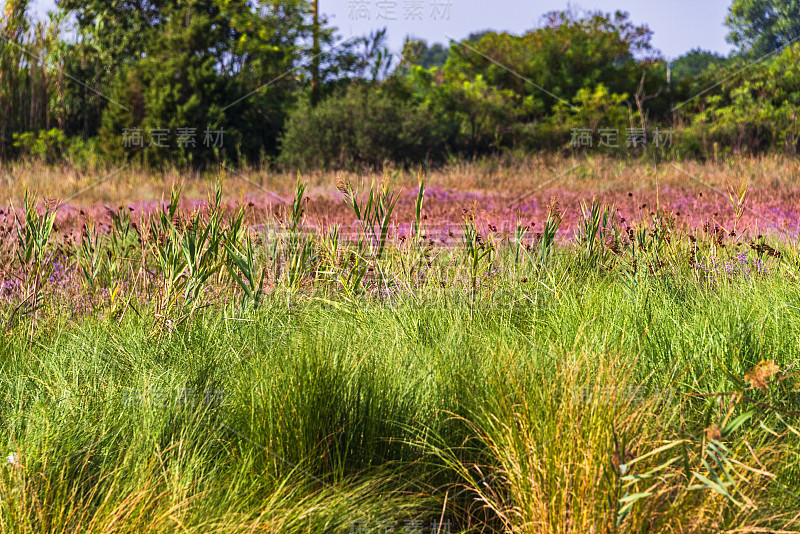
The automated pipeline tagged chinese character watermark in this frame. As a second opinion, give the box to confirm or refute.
[651,127,673,148]
[375,0,397,20]
[430,0,452,20]
[348,0,452,20]
[570,128,593,148]
[572,386,673,406]
[121,387,226,408]
[120,126,224,149]
[176,127,197,148]
[626,127,647,148]
[149,128,170,148]
[348,518,451,533]
[349,0,371,19]
[597,128,618,148]
[203,127,224,148]
[121,128,144,148]
[570,127,673,149]
[404,0,424,20]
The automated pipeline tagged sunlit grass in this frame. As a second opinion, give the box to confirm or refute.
[1,175,799,532]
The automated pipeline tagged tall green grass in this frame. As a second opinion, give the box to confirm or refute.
[2,186,800,532]
[2,251,800,532]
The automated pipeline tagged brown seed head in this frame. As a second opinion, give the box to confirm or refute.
[744,360,780,392]
[705,424,722,442]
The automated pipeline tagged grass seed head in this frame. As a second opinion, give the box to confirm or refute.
[705,424,722,442]
[744,360,780,392]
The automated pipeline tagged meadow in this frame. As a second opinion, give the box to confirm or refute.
[1,155,800,533]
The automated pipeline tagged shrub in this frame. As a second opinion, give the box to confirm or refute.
[12,129,68,163]
[11,128,101,166]
[278,82,459,170]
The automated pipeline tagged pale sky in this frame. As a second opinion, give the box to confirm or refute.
[21,0,735,60]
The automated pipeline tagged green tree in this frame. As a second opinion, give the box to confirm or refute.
[99,0,229,166]
[694,44,800,156]
[442,9,659,118]
[96,0,341,166]
[415,8,667,153]
[56,0,170,138]
[72,0,386,166]
[671,48,732,80]
[0,0,65,156]
[408,65,537,152]
[726,0,800,56]
[400,39,449,69]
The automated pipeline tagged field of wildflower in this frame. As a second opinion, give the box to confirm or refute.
[1,155,800,533]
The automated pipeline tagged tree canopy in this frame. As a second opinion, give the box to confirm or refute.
[725,0,800,56]
[1,2,799,167]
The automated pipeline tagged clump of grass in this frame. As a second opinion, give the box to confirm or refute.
[180,188,225,305]
[285,181,315,292]
[336,176,398,297]
[575,198,621,268]
[6,192,56,331]
[149,186,187,311]
[224,230,265,312]
[338,176,398,262]
[537,195,562,269]
[461,206,494,313]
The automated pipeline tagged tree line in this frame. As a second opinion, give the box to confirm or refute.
[1,0,798,169]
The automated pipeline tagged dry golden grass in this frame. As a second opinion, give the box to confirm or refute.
[442,348,799,534]
[1,154,799,207]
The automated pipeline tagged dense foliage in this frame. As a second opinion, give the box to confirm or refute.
[725,0,800,57]
[1,0,799,168]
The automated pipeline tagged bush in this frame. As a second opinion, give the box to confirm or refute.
[278,82,459,170]
[679,44,800,157]
[11,128,100,166]
[12,129,68,163]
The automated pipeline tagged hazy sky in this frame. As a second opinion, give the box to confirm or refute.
[22,0,735,59]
